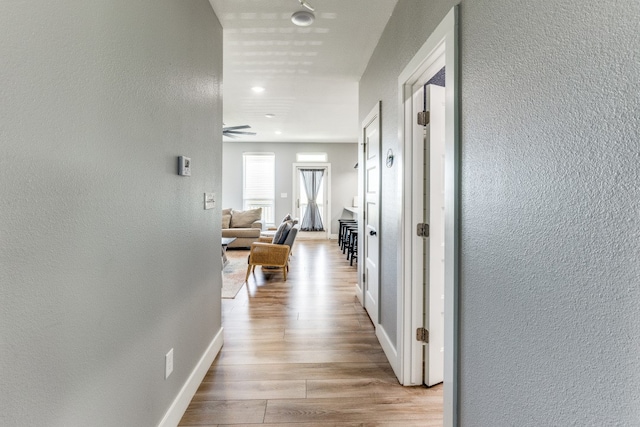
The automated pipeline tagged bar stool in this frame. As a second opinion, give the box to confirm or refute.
[347,229,358,266]
[338,219,357,249]
[338,219,358,253]
[343,224,358,254]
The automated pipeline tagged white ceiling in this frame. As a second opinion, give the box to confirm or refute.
[209,0,398,143]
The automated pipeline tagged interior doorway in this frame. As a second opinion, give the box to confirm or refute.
[398,7,459,427]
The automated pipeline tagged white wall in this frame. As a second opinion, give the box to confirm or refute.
[360,0,640,424]
[0,1,223,425]
[222,142,358,235]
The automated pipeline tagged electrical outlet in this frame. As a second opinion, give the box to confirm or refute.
[165,348,174,379]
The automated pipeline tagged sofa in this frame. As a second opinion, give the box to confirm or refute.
[221,208,263,248]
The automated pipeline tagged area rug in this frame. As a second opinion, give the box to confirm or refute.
[221,249,250,299]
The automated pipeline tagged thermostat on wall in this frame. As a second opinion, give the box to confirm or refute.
[178,156,191,176]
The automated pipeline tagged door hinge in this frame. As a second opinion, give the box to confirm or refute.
[417,111,430,126]
[416,223,429,237]
[362,273,366,282]
[416,327,429,343]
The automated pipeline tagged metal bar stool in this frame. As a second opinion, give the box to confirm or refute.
[338,219,357,249]
[347,229,358,266]
[343,224,358,255]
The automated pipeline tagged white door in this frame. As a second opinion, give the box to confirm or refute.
[362,105,380,324]
[412,84,445,386]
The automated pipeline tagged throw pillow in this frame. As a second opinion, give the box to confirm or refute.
[221,214,231,229]
[272,221,292,244]
[230,208,262,228]
[222,208,232,216]
[281,213,292,223]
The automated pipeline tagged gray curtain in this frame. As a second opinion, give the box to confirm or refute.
[300,169,324,231]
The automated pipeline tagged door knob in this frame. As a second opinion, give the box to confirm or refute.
[369,230,377,236]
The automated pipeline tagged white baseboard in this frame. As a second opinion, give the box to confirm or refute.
[355,283,363,305]
[329,233,338,240]
[158,327,224,427]
[376,324,400,380]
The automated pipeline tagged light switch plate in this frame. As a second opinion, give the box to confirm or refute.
[178,156,191,176]
[204,193,215,210]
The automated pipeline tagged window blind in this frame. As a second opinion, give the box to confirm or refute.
[243,153,275,224]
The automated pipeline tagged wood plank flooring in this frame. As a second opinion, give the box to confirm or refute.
[179,240,442,426]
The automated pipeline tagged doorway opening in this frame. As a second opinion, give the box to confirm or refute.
[397,7,459,427]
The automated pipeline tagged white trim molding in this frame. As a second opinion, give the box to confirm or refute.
[157,328,224,427]
[397,7,459,427]
[376,324,399,375]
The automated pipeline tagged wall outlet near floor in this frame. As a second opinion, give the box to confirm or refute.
[165,348,174,379]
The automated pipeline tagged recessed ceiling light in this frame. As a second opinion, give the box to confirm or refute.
[291,10,315,26]
[275,131,282,135]
[265,114,276,118]
[251,86,265,93]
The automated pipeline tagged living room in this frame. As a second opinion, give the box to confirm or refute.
[221,141,358,239]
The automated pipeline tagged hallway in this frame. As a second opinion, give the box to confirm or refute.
[179,240,442,426]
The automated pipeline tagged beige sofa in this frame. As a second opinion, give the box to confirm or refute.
[221,208,263,248]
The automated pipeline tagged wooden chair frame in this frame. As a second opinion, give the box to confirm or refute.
[245,242,291,282]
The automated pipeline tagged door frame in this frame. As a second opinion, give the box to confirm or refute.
[291,163,331,237]
[397,7,459,427]
[356,102,381,317]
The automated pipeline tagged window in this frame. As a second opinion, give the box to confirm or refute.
[296,152,327,162]
[243,153,275,225]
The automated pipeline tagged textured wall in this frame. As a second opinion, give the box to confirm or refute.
[0,1,223,425]
[222,142,358,235]
[359,0,457,346]
[458,0,640,424]
[361,0,640,423]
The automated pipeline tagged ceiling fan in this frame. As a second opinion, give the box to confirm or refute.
[223,125,256,138]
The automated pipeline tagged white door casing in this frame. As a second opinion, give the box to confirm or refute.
[359,102,381,324]
[406,57,446,387]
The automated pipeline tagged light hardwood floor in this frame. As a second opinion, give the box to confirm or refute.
[179,240,443,426]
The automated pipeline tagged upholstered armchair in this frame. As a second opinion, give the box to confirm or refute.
[245,225,299,282]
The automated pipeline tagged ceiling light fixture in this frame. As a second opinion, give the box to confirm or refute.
[251,86,265,93]
[291,10,315,26]
[265,113,276,118]
[275,130,282,135]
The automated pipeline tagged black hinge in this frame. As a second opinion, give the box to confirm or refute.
[416,223,429,237]
[362,273,366,282]
[416,327,429,343]
[417,111,430,126]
